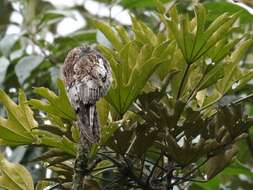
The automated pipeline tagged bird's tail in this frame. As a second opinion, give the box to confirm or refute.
[77,103,100,146]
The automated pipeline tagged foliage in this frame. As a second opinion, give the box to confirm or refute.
[0,0,253,190]
[0,154,34,190]
[0,89,38,146]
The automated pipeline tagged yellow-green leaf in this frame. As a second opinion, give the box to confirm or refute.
[0,154,34,190]
[94,20,122,50]
[29,79,76,121]
[0,89,37,145]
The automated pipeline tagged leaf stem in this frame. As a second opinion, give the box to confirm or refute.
[177,64,190,100]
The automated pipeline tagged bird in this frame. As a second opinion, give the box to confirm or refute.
[63,46,112,145]
[233,0,253,8]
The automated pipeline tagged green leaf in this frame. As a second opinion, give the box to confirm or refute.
[131,16,157,45]
[167,19,186,60]
[132,124,159,156]
[0,0,12,28]
[71,125,79,143]
[54,31,97,49]
[233,71,253,92]
[222,160,253,178]
[198,63,224,91]
[15,55,44,84]
[40,10,72,24]
[216,63,240,95]
[204,2,253,24]
[216,39,253,94]
[205,146,237,179]
[155,0,166,13]
[192,177,220,190]
[35,181,50,190]
[115,25,130,44]
[100,122,118,145]
[96,98,110,128]
[106,128,133,154]
[182,15,194,62]
[97,17,166,115]
[120,0,171,8]
[0,34,20,57]
[212,38,241,63]
[195,4,206,36]
[29,79,76,121]
[106,55,164,115]
[194,13,239,62]
[33,129,76,155]
[166,5,240,63]
[94,20,122,50]
[192,160,253,189]
[0,89,38,145]
[230,39,253,64]
[0,154,34,190]
[0,56,10,85]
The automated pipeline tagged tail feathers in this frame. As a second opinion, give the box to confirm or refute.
[77,104,100,145]
[89,105,95,129]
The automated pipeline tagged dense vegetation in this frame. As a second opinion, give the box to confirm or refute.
[0,0,253,190]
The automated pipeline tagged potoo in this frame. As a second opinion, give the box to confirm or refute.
[63,46,112,144]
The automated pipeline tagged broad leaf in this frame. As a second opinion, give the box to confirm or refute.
[216,39,253,94]
[0,89,38,145]
[205,146,238,179]
[97,19,169,115]
[120,0,172,8]
[205,2,253,24]
[167,4,240,64]
[0,56,10,85]
[94,21,122,50]
[15,55,44,84]
[29,79,76,121]
[0,34,20,57]
[0,154,34,190]
[32,129,76,155]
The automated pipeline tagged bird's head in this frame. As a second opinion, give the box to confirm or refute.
[64,46,92,64]
[63,45,109,86]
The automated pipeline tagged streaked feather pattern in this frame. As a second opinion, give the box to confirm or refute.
[63,46,112,144]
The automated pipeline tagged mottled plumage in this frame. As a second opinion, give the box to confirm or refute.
[63,46,112,144]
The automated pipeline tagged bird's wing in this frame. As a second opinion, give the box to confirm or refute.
[67,79,101,106]
[67,84,80,111]
[67,81,100,144]
[77,78,101,105]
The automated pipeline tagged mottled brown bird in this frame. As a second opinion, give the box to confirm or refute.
[233,0,253,8]
[63,46,112,144]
